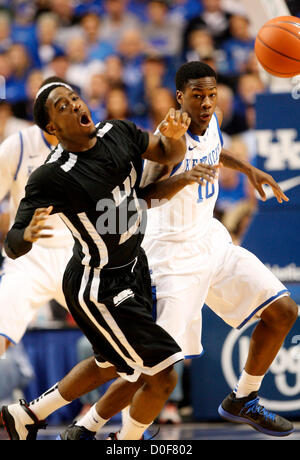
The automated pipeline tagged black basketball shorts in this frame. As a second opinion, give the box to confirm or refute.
[62,248,183,381]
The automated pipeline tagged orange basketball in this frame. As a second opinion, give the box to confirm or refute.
[255,15,300,77]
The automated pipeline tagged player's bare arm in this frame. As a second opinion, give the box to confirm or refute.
[220,149,289,203]
[215,107,289,204]
[140,163,220,208]
[142,108,191,165]
[139,161,172,188]
[23,206,54,243]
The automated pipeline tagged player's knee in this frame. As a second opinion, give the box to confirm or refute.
[150,365,178,397]
[262,297,298,330]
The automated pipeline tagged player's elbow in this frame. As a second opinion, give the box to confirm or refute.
[4,240,18,259]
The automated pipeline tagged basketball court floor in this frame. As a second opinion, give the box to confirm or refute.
[1,421,299,441]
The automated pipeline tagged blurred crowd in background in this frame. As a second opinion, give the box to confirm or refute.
[0,0,300,425]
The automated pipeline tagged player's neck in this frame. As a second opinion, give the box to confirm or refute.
[60,136,98,153]
[188,124,207,137]
[43,131,58,147]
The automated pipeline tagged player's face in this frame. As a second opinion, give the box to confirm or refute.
[45,87,96,150]
[176,77,217,135]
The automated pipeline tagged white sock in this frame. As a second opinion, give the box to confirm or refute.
[76,403,109,432]
[121,405,130,425]
[117,414,151,440]
[234,370,264,398]
[28,383,70,420]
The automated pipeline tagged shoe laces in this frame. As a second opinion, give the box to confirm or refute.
[244,397,276,422]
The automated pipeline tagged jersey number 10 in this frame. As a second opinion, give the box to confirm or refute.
[197,182,215,202]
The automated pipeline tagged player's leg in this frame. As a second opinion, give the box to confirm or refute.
[0,245,66,352]
[242,295,298,378]
[206,243,297,436]
[67,364,178,440]
[0,270,34,354]
[0,262,45,410]
[59,250,183,441]
[115,365,178,440]
[150,265,210,425]
[1,357,119,440]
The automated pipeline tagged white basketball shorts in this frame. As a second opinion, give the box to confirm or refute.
[143,218,289,357]
[0,244,72,344]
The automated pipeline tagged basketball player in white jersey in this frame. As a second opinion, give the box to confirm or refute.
[0,85,73,356]
[140,61,298,437]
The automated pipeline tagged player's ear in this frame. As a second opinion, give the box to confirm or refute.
[176,90,183,106]
[46,121,56,136]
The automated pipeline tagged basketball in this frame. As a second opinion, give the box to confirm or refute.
[255,16,300,78]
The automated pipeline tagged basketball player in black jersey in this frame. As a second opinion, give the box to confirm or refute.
[1,80,194,440]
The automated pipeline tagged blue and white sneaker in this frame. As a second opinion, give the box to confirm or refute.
[57,423,96,440]
[218,391,294,437]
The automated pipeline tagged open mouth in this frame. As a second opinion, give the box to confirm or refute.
[79,113,92,127]
[199,113,210,121]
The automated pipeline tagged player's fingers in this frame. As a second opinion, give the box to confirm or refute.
[165,108,176,122]
[255,183,266,201]
[180,111,189,124]
[33,207,51,216]
[193,164,218,178]
[270,185,289,203]
[32,214,51,226]
[174,110,181,124]
[31,225,54,234]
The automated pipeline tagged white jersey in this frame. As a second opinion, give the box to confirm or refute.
[144,112,223,242]
[0,124,73,248]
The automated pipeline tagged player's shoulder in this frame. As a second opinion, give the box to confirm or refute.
[214,108,223,127]
[97,119,140,138]
[0,128,23,154]
[27,153,63,187]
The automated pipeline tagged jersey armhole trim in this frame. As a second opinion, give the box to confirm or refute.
[213,112,224,147]
[0,332,16,345]
[13,131,24,181]
[170,161,182,176]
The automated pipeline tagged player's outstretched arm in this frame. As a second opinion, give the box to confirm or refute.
[139,163,220,208]
[142,108,191,166]
[220,148,289,204]
[5,206,54,259]
[215,107,288,204]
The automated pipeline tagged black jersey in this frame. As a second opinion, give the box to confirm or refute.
[6,120,149,268]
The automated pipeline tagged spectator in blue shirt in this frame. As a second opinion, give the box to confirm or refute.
[220,15,255,76]
[117,27,146,116]
[80,12,115,62]
[5,43,32,104]
[143,0,183,58]
[32,12,64,69]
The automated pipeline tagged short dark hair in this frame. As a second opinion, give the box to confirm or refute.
[175,61,217,92]
[33,76,72,133]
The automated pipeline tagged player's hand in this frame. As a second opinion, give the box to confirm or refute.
[247,167,289,203]
[183,163,221,185]
[23,206,54,243]
[158,108,191,140]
